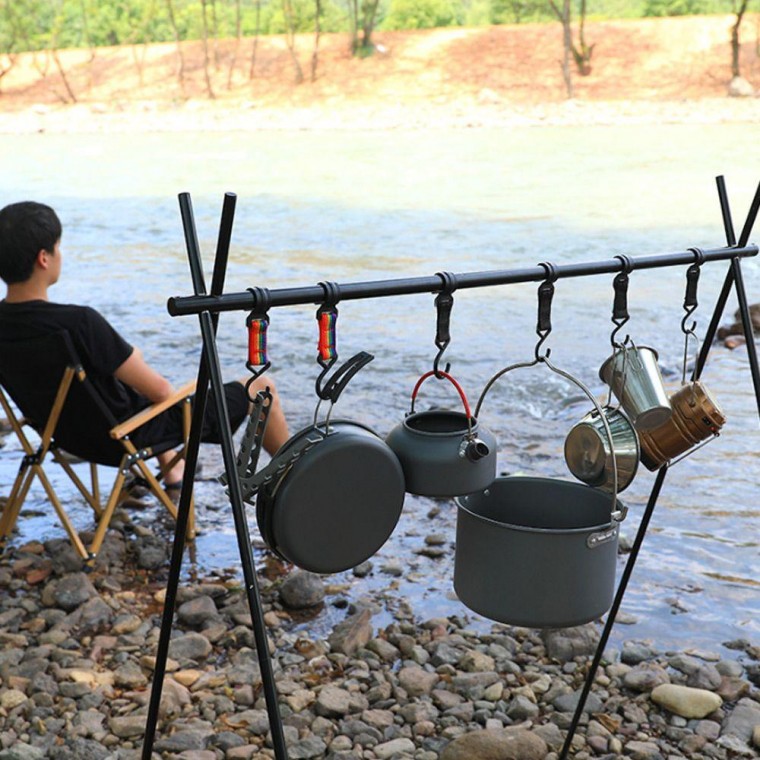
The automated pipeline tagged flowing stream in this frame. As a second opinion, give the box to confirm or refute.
[1,122,758,654]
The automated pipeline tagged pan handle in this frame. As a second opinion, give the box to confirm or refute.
[476,356,625,523]
[316,351,374,404]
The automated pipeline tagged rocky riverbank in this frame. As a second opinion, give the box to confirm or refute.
[0,516,758,760]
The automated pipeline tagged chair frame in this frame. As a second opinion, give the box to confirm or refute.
[0,357,195,560]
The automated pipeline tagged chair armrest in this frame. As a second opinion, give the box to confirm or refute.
[110,381,197,440]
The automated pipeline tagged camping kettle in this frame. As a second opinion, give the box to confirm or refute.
[386,370,496,497]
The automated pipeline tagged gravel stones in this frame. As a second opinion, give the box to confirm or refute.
[440,727,547,760]
[279,571,326,609]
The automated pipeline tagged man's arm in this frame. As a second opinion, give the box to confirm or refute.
[114,347,175,404]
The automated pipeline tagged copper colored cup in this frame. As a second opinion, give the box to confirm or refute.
[639,381,726,471]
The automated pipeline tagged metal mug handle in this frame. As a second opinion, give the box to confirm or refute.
[476,356,625,523]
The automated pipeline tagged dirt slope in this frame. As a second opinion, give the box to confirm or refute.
[0,14,758,113]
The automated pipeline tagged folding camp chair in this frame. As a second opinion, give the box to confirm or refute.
[0,330,196,560]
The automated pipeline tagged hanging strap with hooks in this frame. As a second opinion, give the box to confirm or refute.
[682,247,704,332]
[245,287,272,390]
[433,271,457,377]
[610,254,632,348]
[535,262,557,360]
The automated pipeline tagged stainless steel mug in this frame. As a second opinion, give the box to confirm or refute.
[599,344,672,431]
[564,406,639,493]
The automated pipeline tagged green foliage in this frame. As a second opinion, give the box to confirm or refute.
[643,0,702,16]
[0,0,749,55]
[383,0,462,29]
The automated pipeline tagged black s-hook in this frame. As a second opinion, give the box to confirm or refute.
[433,271,457,378]
[610,254,633,349]
[535,262,557,361]
[681,247,704,337]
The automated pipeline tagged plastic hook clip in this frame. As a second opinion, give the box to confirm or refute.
[433,271,458,378]
[535,262,557,361]
[244,286,272,397]
[681,247,704,336]
[315,281,342,398]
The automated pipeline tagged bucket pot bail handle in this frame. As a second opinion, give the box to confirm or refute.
[475,356,625,524]
[681,247,705,385]
[535,261,558,361]
[244,286,272,397]
[433,271,458,378]
[610,254,633,349]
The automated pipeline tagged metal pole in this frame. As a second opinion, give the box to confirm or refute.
[167,246,758,318]
[142,193,240,759]
[558,466,669,760]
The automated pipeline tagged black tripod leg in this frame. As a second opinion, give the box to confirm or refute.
[558,466,669,760]
[198,309,289,759]
[142,193,237,759]
[731,257,760,419]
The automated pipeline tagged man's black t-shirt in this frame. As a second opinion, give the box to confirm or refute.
[0,299,150,424]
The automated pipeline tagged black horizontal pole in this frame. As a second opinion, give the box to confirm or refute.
[167,245,758,318]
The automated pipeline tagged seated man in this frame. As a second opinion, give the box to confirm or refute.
[0,201,289,487]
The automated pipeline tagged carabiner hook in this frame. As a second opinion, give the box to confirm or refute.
[610,254,633,349]
[534,262,557,361]
[433,271,457,378]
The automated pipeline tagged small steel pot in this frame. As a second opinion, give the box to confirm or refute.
[564,406,640,493]
[639,380,726,470]
[386,370,496,497]
[599,344,672,431]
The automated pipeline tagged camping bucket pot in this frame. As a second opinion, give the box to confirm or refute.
[455,476,620,628]
[639,380,726,471]
[386,370,497,497]
[599,344,672,431]
[564,406,639,493]
[460,356,626,628]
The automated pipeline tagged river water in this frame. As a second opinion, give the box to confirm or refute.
[1,122,758,654]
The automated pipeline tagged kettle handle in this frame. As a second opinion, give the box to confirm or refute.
[476,357,625,523]
[410,370,473,421]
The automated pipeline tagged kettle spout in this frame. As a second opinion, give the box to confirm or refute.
[464,438,490,462]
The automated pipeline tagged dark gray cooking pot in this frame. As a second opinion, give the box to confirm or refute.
[456,355,627,628]
[455,476,620,628]
[386,370,496,497]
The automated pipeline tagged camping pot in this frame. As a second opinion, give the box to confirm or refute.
[458,356,625,628]
[564,406,639,493]
[599,343,672,431]
[455,477,620,628]
[386,370,496,497]
[639,380,726,471]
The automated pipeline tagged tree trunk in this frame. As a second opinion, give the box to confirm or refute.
[731,0,749,79]
[249,0,261,79]
[311,0,322,82]
[200,0,216,97]
[549,0,574,98]
[165,0,186,92]
[227,0,242,88]
[281,0,304,83]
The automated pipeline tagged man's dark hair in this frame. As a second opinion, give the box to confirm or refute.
[0,201,62,285]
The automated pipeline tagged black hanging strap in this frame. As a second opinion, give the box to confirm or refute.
[610,254,632,347]
[433,271,457,377]
[535,262,557,359]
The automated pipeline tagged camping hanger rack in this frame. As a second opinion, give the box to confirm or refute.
[142,177,760,760]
